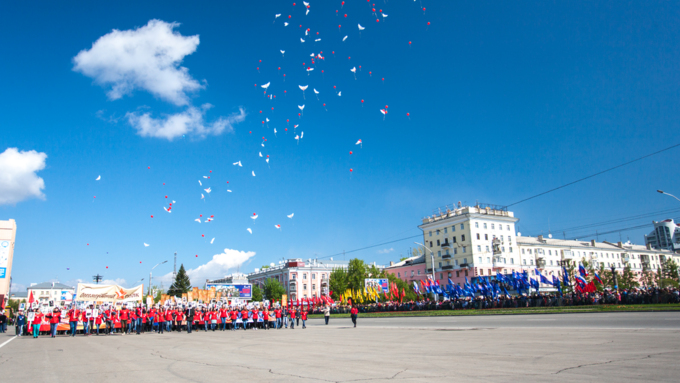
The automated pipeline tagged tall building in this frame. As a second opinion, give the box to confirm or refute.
[645,219,680,252]
[0,219,17,309]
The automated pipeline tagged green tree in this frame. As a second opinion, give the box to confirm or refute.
[659,278,679,288]
[661,258,679,282]
[252,284,263,301]
[618,264,639,290]
[640,270,656,287]
[347,258,369,291]
[167,264,191,297]
[262,278,287,302]
[329,267,348,301]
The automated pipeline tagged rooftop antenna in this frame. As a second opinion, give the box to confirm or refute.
[93,274,103,284]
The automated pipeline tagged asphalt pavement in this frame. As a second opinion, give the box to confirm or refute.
[1,312,679,382]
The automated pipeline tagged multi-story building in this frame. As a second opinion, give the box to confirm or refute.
[417,203,680,290]
[645,219,680,252]
[0,219,17,309]
[27,282,75,307]
[384,254,427,284]
[247,259,353,301]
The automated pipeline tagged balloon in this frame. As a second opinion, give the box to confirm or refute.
[151,215,154,218]
[165,196,167,198]
[349,151,353,155]
[350,169,353,172]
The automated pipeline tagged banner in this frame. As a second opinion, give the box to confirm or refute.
[206,283,252,299]
[364,278,389,293]
[75,283,144,302]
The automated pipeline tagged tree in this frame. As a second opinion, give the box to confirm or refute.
[347,258,368,291]
[262,278,287,302]
[329,267,348,301]
[618,264,639,290]
[167,264,191,297]
[661,258,679,282]
[659,278,679,288]
[252,284,263,301]
[640,270,656,287]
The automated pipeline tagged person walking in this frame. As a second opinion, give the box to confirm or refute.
[31,309,44,338]
[68,306,79,337]
[323,305,330,325]
[0,310,7,333]
[185,305,195,333]
[296,308,300,327]
[289,308,296,329]
[301,309,307,329]
[350,305,358,328]
[275,307,282,329]
[81,308,89,336]
[46,308,61,338]
[15,310,26,336]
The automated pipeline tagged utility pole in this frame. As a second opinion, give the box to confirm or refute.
[93,274,103,284]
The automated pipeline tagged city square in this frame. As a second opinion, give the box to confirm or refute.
[2,312,680,382]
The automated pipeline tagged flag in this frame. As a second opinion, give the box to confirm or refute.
[413,281,420,295]
[562,267,570,287]
[579,264,588,278]
[593,272,603,285]
[575,276,587,288]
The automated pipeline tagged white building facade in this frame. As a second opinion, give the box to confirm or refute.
[419,203,680,290]
[645,219,680,252]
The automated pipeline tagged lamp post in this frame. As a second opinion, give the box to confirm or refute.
[657,190,680,203]
[610,265,618,293]
[415,242,437,301]
[149,261,168,296]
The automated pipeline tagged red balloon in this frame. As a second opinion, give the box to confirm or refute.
[288,15,291,18]
[106,266,108,269]
[87,243,89,246]
[253,213,257,215]
[407,113,410,116]
[196,255,198,257]
[344,14,347,17]
[339,24,341,28]
[350,169,353,172]
[200,214,203,217]
[140,261,142,263]
[202,234,205,237]
[163,183,165,185]
[151,215,154,218]
[148,166,150,169]
[169,203,172,206]
[427,22,431,25]
[376,19,379,22]
[209,170,212,173]
[361,99,364,103]
[349,151,353,155]
[211,215,214,218]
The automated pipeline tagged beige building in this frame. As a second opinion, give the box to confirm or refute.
[418,203,680,290]
[0,219,17,308]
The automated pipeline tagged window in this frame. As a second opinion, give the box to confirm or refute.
[312,273,316,279]
[438,251,441,257]
[429,231,432,237]
[418,270,421,275]
[484,223,487,229]
[292,274,296,280]
[491,224,495,230]
[462,235,466,241]
[464,270,468,276]
[430,241,433,247]
[440,273,443,279]
[445,249,450,255]
[437,239,440,246]
[454,248,458,255]
[486,245,490,252]
[523,259,527,265]
[436,230,440,235]
[503,258,507,264]
[398,272,401,278]
[312,284,316,290]
[438,262,442,268]
[528,249,532,254]
[463,258,467,264]
[531,259,534,265]
[303,274,307,280]
[502,247,505,252]
[448,272,452,278]
[463,246,467,253]
[477,245,481,252]
[452,225,456,232]
[455,259,459,266]
[485,234,488,240]
[303,284,307,290]
[510,247,513,253]
[452,236,457,243]
[461,224,464,230]
[477,233,480,240]
[522,249,525,254]
[480,269,484,275]
[456,271,460,277]
[444,227,448,233]
[510,258,514,264]
[478,257,482,263]
[475,222,479,228]
[411,270,414,277]
[507,225,510,231]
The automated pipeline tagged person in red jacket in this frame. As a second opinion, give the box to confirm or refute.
[67,307,79,337]
[262,309,269,330]
[164,308,174,332]
[219,307,228,331]
[240,308,248,331]
[31,309,44,338]
[289,308,296,330]
[81,308,89,336]
[46,308,62,338]
[350,305,358,328]
[119,305,130,335]
[157,308,166,334]
[275,308,282,329]
[300,309,308,329]
[95,310,103,335]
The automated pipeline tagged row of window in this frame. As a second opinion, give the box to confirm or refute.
[429,224,465,237]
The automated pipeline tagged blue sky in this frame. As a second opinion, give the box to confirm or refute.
[2,1,680,290]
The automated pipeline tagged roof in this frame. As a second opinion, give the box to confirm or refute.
[28,282,75,290]
[10,291,27,298]
[385,254,426,269]
[516,236,676,254]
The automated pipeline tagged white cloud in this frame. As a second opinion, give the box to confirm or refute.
[377,248,395,254]
[159,248,255,286]
[126,105,245,140]
[0,148,47,205]
[73,19,203,106]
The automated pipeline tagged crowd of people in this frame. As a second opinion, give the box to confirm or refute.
[7,303,340,338]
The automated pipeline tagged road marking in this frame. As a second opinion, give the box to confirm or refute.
[0,336,17,350]
[527,319,556,321]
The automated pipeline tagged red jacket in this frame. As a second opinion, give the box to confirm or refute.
[32,313,44,326]
[290,310,296,319]
[301,311,308,320]
[219,309,228,318]
[252,310,258,320]
[165,311,174,321]
[47,311,61,324]
[275,309,282,318]
[119,309,129,320]
[351,307,358,315]
[230,310,238,320]
[68,309,79,322]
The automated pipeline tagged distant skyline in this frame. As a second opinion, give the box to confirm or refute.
[2,1,680,291]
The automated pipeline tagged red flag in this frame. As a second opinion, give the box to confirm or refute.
[28,290,35,306]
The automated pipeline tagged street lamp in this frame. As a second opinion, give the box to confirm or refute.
[657,190,680,203]
[415,242,438,301]
[149,261,168,296]
[610,265,618,293]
